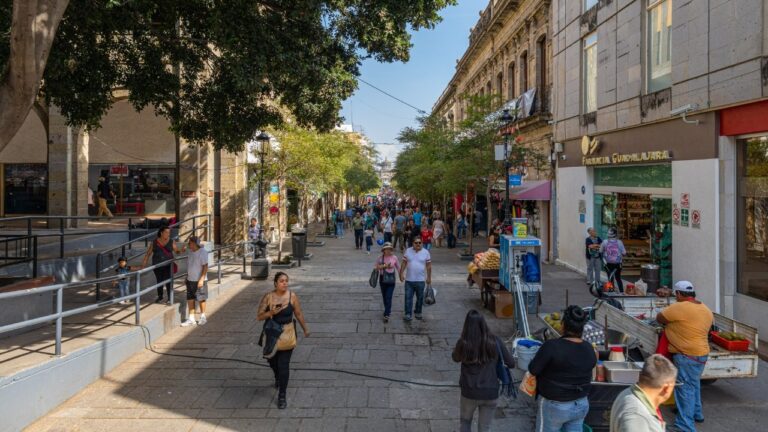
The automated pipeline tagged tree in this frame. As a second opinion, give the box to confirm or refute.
[0,0,456,152]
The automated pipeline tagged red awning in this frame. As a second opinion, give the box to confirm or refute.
[510,180,551,201]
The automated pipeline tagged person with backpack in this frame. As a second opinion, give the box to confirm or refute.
[453,309,515,432]
[600,228,627,293]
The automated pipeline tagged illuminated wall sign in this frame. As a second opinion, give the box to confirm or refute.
[583,150,672,166]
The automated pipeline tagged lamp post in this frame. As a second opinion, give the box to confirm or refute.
[500,109,514,225]
[255,131,270,237]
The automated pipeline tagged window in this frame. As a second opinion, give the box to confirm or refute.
[486,80,492,96]
[647,0,672,92]
[585,0,598,10]
[536,36,547,111]
[738,136,768,302]
[496,72,504,96]
[520,52,528,92]
[583,33,598,113]
[507,62,516,100]
[3,164,47,214]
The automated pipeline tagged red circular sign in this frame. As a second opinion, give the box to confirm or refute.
[692,210,701,224]
[672,208,681,222]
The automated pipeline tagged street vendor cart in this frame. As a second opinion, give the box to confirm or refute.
[500,229,542,335]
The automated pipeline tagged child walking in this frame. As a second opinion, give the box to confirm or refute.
[364,228,374,255]
[113,256,137,304]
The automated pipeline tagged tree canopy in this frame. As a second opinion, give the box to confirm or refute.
[0,0,456,152]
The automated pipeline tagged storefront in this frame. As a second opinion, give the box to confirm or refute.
[88,164,175,216]
[720,99,768,338]
[1,164,48,215]
[556,112,719,304]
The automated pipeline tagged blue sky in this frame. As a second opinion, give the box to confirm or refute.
[341,1,481,162]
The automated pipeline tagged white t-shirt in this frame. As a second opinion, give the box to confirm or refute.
[403,247,431,282]
[382,216,393,233]
[187,247,208,281]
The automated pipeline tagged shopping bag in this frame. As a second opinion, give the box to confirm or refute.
[519,371,537,397]
[424,284,436,305]
[369,268,380,288]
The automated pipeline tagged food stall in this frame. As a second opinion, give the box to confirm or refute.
[467,250,508,318]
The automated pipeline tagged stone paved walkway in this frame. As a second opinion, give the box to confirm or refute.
[26,235,537,431]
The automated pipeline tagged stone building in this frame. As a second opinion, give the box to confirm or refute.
[0,95,249,244]
[551,0,768,338]
[432,0,554,259]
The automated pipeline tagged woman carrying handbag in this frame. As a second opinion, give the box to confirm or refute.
[373,242,400,322]
[257,272,310,409]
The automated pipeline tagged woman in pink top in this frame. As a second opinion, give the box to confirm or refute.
[374,242,400,322]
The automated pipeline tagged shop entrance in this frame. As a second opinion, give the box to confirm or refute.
[592,165,672,287]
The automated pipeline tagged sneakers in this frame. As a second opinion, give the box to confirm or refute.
[403,315,412,322]
[277,397,287,409]
[383,315,390,323]
[181,318,197,327]
[415,314,423,321]
[198,315,207,326]
[154,297,164,304]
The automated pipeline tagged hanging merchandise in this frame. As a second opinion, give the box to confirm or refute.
[269,194,279,203]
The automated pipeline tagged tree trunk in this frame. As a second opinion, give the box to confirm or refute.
[0,0,70,151]
[485,181,492,233]
[468,198,475,255]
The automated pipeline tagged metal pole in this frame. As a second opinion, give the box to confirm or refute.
[55,286,63,356]
[59,217,65,259]
[95,254,101,301]
[134,274,141,325]
[259,155,265,234]
[504,132,511,224]
[169,262,175,305]
[27,218,31,237]
[32,236,38,278]
[217,249,222,284]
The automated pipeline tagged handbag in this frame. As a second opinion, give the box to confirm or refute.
[379,256,396,284]
[424,284,436,305]
[369,268,380,288]
[277,320,297,351]
[495,338,516,399]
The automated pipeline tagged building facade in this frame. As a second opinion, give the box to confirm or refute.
[552,0,768,337]
[0,96,250,243]
[432,0,554,259]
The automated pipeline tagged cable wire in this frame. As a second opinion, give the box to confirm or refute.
[357,78,427,115]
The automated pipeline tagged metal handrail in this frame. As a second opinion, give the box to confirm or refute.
[0,240,252,356]
[0,235,38,277]
[0,215,174,261]
[94,214,211,300]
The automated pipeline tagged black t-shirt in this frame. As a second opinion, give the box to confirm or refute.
[585,236,602,259]
[528,338,596,402]
[98,182,112,199]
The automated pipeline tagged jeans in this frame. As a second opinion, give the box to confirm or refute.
[460,396,497,432]
[383,232,392,243]
[605,263,624,292]
[354,229,364,248]
[154,265,173,300]
[457,224,466,239]
[673,354,707,431]
[366,236,373,252]
[380,281,395,316]
[393,230,405,251]
[117,280,129,299]
[268,348,294,397]
[586,256,602,285]
[404,281,425,318]
[535,396,589,432]
[424,242,432,250]
[336,222,344,237]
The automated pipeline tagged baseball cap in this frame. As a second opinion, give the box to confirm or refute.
[673,280,694,293]
[188,235,202,246]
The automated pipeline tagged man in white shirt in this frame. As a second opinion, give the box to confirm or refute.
[182,236,209,326]
[399,238,432,321]
[380,210,394,244]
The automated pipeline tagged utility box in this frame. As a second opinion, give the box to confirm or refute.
[250,258,270,280]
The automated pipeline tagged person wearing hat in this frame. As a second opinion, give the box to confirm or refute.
[599,227,627,292]
[373,242,400,322]
[181,236,209,326]
[656,281,713,431]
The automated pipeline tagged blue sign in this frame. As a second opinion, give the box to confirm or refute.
[508,174,522,186]
[580,213,586,224]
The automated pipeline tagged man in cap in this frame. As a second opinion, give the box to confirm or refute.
[656,281,713,431]
[181,236,209,326]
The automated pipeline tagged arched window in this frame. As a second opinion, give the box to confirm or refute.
[536,35,547,111]
[520,51,529,92]
[496,72,504,96]
[486,80,492,96]
[507,62,516,100]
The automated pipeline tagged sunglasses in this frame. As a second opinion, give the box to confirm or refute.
[413,242,423,245]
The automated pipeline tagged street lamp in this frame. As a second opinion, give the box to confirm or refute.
[255,131,270,237]
[500,109,514,225]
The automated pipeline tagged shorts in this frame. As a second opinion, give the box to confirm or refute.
[185,279,208,301]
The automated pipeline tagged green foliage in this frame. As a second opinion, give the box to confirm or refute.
[394,93,548,201]
[0,0,455,152]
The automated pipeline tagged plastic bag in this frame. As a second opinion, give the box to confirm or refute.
[424,285,437,305]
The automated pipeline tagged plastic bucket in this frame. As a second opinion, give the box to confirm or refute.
[515,341,541,371]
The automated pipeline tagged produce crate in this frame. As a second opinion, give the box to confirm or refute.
[711,331,750,352]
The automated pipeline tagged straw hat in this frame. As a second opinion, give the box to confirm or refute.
[381,242,394,250]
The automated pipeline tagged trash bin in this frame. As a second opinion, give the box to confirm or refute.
[291,229,307,261]
[250,258,270,280]
[640,264,660,293]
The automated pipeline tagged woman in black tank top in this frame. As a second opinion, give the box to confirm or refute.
[257,272,310,409]
[142,226,183,304]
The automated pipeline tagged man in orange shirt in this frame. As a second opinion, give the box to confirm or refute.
[656,281,713,432]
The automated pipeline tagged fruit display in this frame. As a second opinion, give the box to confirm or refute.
[718,331,747,341]
[543,312,563,335]
[711,331,751,352]
[467,262,479,274]
[474,249,501,270]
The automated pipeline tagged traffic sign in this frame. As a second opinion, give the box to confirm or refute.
[508,174,522,186]
[681,208,689,227]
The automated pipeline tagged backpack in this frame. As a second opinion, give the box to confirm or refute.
[603,239,622,264]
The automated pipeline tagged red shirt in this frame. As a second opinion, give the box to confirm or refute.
[420,229,433,244]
